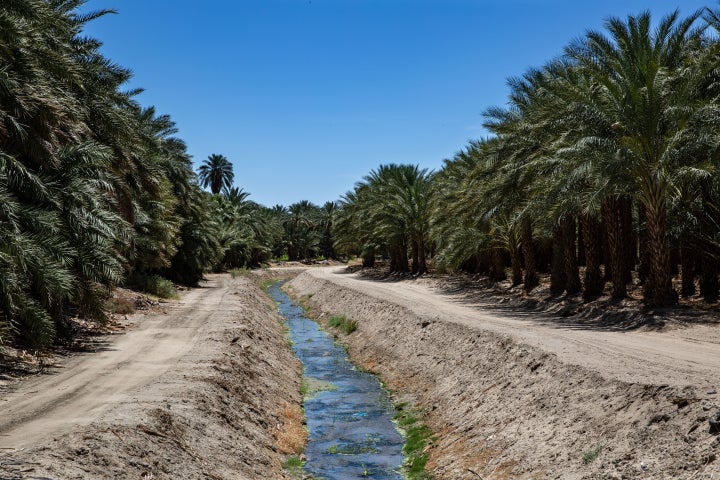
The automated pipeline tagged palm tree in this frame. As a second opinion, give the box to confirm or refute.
[382,164,434,274]
[564,9,716,306]
[198,154,234,194]
[334,188,378,267]
[0,1,226,349]
[285,201,322,261]
[319,201,337,260]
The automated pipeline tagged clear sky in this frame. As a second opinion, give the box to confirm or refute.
[80,0,711,207]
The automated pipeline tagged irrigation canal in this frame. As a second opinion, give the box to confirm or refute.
[268,282,405,480]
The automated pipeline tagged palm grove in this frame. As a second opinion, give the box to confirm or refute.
[333,8,720,308]
[3,3,720,351]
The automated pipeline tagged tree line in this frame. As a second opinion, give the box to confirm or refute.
[331,7,720,308]
[0,1,236,349]
[0,2,339,351]
[5,3,720,351]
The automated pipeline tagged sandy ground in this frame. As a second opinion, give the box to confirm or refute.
[0,274,302,479]
[3,265,720,479]
[289,266,720,480]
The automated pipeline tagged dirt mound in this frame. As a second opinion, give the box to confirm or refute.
[289,270,720,479]
[0,276,302,480]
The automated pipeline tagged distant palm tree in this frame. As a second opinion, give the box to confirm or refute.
[198,154,234,194]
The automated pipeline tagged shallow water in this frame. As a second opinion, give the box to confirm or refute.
[267,282,405,480]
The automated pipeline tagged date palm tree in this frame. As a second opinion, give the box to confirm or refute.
[198,154,234,195]
[0,1,224,349]
[564,9,717,306]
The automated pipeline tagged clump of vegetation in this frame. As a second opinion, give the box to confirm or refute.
[283,456,305,478]
[276,401,307,456]
[127,274,179,299]
[104,297,136,315]
[395,403,435,479]
[327,315,358,335]
[582,444,604,464]
[300,376,338,400]
[229,268,251,278]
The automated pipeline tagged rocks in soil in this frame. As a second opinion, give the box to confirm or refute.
[709,410,720,433]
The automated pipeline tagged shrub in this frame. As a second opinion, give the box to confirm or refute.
[105,297,136,315]
[327,315,358,334]
[582,444,603,464]
[126,273,178,299]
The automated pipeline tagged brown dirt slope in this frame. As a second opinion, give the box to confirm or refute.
[0,274,302,480]
[289,267,720,480]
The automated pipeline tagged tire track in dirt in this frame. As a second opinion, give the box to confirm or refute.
[304,266,720,388]
[0,275,230,449]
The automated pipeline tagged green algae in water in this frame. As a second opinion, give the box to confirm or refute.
[268,281,405,480]
[302,376,338,400]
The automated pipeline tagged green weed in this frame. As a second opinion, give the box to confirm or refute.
[394,402,435,479]
[582,444,604,464]
[327,315,358,334]
[301,376,337,400]
[126,273,178,299]
[325,443,379,455]
[283,455,305,478]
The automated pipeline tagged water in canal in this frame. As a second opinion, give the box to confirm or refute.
[267,282,405,480]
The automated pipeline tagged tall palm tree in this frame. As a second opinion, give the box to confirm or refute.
[198,154,234,194]
[319,201,337,260]
[0,1,227,349]
[564,9,717,306]
[285,201,322,261]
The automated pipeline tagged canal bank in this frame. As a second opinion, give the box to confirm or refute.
[269,281,409,480]
[288,269,720,480]
[0,274,305,480]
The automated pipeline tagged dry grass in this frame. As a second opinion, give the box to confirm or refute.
[105,296,136,315]
[275,401,307,455]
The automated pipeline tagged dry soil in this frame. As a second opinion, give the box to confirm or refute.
[288,266,720,480]
[0,274,302,480]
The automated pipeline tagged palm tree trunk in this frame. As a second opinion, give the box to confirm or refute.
[490,247,507,282]
[418,238,427,274]
[521,218,539,292]
[563,216,581,295]
[362,248,375,268]
[510,247,523,286]
[700,252,719,302]
[400,240,409,272]
[621,196,634,283]
[637,204,650,284]
[550,224,566,295]
[389,245,398,272]
[411,240,419,274]
[581,213,604,299]
[603,198,627,299]
[680,243,696,297]
[643,202,677,306]
[577,218,586,267]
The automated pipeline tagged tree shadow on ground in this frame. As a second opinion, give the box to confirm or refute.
[345,266,720,333]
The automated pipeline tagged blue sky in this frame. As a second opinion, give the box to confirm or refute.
[80,0,711,207]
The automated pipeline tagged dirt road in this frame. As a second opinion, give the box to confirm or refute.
[0,276,229,449]
[0,274,301,479]
[305,266,720,388]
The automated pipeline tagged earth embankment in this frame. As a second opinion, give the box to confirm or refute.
[0,274,302,480]
[289,267,720,479]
